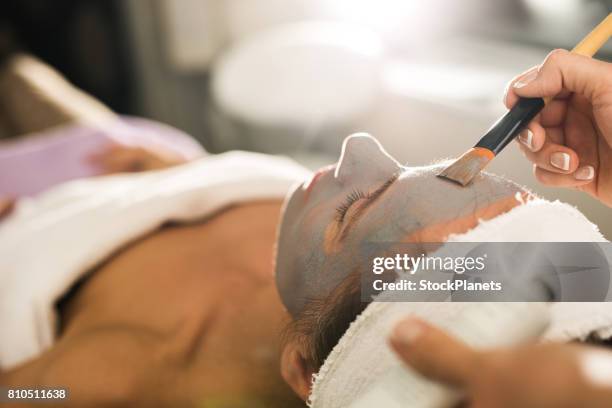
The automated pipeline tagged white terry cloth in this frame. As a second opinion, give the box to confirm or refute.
[309,198,612,408]
[0,151,310,370]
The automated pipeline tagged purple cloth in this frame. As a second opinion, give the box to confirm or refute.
[0,116,205,197]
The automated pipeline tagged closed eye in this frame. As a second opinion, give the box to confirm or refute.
[334,174,398,230]
[335,189,368,223]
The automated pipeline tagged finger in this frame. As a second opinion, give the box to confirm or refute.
[97,148,146,173]
[86,143,123,163]
[564,108,599,169]
[505,78,568,128]
[521,140,580,174]
[504,66,538,109]
[538,99,568,128]
[512,49,612,102]
[534,165,595,187]
[506,77,571,110]
[0,197,15,219]
[389,318,479,387]
[516,121,546,153]
[504,67,573,109]
[545,125,565,144]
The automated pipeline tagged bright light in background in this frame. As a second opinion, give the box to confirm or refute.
[213,22,385,128]
[383,60,509,106]
[522,0,583,22]
[322,0,430,34]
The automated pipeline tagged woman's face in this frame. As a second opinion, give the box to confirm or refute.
[275,133,525,315]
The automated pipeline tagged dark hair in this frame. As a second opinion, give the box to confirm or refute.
[283,270,368,371]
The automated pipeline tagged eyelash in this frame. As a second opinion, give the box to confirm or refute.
[334,175,398,224]
[335,189,368,223]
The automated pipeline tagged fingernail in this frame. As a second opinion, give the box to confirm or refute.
[391,319,423,346]
[550,152,570,171]
[518,129,534,151]
[513,69,538,89]
[575,165,594,181]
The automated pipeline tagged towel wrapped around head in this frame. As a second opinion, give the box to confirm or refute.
[308,198,612,408]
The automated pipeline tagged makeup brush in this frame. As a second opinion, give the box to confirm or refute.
[438,12,612,186]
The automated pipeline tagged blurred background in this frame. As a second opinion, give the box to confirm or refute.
[1,0,611,235]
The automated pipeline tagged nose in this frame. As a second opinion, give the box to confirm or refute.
[335,133,401,182]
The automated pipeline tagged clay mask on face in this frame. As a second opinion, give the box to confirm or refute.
[275,133,525,316]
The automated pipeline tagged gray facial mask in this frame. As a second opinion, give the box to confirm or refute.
[275,134,522,316]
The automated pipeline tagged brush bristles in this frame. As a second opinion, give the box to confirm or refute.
[437,148,495,186]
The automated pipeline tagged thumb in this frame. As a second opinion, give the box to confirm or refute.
[389,318,479,387]
[512,49,612,102]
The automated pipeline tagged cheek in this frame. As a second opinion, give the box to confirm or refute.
[289,209,339,260]
[324,222,341,254]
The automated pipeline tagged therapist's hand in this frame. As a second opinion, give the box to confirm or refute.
[0,197,14,220]
[504,49,612,207]
[389,317,612,408]
[89,145,186,174]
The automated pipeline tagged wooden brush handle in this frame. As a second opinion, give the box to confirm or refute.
[543,12,612,104]
[572,12,612,57]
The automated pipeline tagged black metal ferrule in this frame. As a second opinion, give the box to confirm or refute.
[475,97,545,155]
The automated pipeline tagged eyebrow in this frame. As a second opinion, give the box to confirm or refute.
[339,174,398,241]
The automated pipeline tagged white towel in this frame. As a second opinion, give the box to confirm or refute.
[309,198,612,408]
[0,151,310,370]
